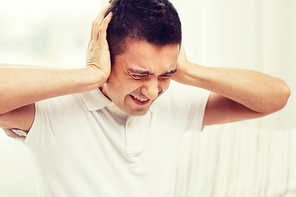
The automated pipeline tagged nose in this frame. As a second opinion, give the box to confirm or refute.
[140,77,161,100]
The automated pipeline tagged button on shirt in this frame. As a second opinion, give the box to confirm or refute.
[22,81,210,197]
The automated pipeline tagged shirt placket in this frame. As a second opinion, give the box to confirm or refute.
[125,111,152,154]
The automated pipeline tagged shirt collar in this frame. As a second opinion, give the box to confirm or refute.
[79,88,112,111]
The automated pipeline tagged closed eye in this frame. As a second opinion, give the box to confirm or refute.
[131,74,149,81]
[123,67,149,80]
[159,69,177,77]
[126,68,177,81]
[158,69,177,80]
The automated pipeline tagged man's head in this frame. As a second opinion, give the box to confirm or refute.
[101,0,182,116]
[105,0,182,64]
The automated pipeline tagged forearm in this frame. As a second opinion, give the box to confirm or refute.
[177,62,290,114]
[0,64,104,114]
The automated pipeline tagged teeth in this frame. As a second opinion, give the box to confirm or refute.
[132,95,148,102]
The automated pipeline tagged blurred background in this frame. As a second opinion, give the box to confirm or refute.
[0,0,295,196]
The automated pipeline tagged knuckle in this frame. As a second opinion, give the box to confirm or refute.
[92,21,99,28]
[99,27,105,33]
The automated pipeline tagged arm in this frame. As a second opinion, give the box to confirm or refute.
[0,5,112,131]
[0,65,104,114]
[172,46,291,127]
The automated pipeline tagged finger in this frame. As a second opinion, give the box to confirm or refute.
[87,12,112,53]
[90,3,112,43]
[98,12,113,47]
[179,45,187,60]
[88,4,111,51]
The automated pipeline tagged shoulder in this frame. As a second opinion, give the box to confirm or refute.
[33,94,89,127]
[36,94,86,113]
[24,94,89,147]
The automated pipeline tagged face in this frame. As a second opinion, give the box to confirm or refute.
[101,39,180,116]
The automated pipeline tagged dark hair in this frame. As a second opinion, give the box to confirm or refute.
[105,0,182,65]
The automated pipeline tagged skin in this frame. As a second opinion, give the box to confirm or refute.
[174,46,291,126]
[0,4,291,133]
[101,39,179,116]
[0,5,113,131]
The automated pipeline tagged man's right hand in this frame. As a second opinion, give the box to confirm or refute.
[86,4,113,84]
[0,4,113,132]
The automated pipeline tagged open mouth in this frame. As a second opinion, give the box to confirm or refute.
[130,95,150,105]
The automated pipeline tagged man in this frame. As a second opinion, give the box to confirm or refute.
[0,0,290,196]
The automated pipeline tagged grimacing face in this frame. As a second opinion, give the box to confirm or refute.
[101,39,180,116]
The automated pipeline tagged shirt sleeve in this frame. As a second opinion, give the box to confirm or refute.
[169,81,211,132]
[23,101,47,148]
[23,94,86,149]
[185,86,210,132]
[2,101,55,145]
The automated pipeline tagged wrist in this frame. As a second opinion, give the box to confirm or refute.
[173,61,195,85]
[77,66,109,91]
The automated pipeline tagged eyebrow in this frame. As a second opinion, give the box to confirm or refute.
[160,69,178,76]
[128,68,177,76]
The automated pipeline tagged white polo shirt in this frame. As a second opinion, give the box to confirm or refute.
[21,81,210,197]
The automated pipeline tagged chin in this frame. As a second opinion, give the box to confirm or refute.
[126,108,149,116]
